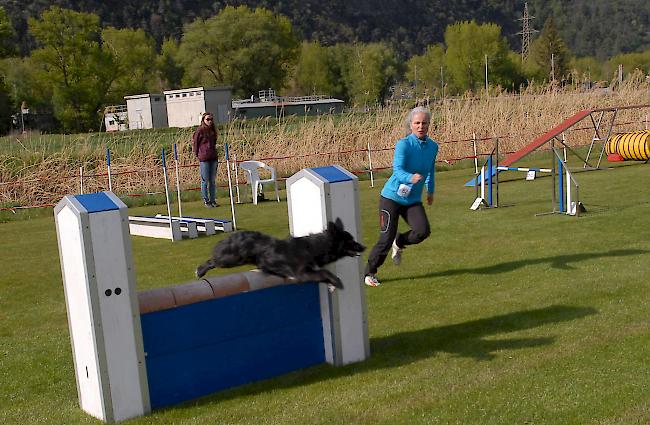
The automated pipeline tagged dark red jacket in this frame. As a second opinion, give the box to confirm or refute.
[192,127,218,162]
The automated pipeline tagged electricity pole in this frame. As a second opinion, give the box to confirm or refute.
[516,2,537,61]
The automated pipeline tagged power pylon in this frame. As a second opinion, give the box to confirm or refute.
[516,2,537,61]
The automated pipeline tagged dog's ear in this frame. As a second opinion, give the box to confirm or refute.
[334,217,344,231]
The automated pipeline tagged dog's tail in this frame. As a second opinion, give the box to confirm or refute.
[196,259,216,278]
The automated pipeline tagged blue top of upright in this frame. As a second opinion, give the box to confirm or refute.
[75,192,120,213]
[311,166,353,183]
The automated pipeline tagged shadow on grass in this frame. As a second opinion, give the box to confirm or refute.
[382,248,649,282]
[166,304,596,411]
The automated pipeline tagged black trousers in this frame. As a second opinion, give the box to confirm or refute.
[365,196,431,275]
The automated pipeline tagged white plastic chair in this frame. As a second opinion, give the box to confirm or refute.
[239,160,280,205]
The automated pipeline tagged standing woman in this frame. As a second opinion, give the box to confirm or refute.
[192,112,219,207]
[364,106,439,287]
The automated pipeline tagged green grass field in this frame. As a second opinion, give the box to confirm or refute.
[1,161,649,424]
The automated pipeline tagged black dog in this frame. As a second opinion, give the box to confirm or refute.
[195,218,365,289]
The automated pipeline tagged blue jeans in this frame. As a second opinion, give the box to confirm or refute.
[199,160,218,203]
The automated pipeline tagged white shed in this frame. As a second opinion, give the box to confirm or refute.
[164,87,232,128]
[124,94,168,130]
[104,105,128,132]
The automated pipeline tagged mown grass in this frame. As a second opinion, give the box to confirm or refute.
[1,161,649,424]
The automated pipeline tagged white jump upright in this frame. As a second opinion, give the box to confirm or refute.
[54,192,150,423]
[286,165,370,366]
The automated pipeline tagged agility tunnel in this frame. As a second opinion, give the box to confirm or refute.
[605,130,650,161]
[54,165,369,423]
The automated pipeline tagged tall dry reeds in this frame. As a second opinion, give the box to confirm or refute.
[2,81,650,208]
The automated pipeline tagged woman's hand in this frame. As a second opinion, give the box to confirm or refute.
[410,173,423,184]
[427,193,434,205]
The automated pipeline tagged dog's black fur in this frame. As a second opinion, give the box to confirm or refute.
[196,218,365,288]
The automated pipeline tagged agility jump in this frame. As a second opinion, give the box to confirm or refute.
[104,144,235,241]
[469,138,583,216]
[54,165,369,423]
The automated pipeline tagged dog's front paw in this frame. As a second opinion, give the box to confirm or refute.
[328,276,344,289]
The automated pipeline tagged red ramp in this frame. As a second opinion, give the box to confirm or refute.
[501,109,593,166]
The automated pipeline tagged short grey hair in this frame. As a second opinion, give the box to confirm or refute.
[405,106,432,134]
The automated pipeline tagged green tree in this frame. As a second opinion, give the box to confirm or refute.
[0,72,12,133]
[102,27,158,102]
[1,56,53,118]
[0,6,16,58]
[443,21,515,94]
[0,6,17,132]
[293,41,341,97]
[606,50,650,81]
[570,56,605,83]
[29,7,116,132]
[334,42,400,106]
[405,44,445,98]
[156,37,184,91]
[531,17,571,82]
[177,6,300,98]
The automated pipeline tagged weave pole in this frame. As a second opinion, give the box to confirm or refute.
[367,141,375,188]
[233,153,241,203]
[106,147,113,192]
[161,149,174,235]
[472,132,479,174]
[224,143,237,230]
[173,143,183,218]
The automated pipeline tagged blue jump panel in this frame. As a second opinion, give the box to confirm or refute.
[311,166,353,183]
[74,192,120,213]
[140,283,325,408]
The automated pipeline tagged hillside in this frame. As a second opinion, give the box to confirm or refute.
[3,0,649,59]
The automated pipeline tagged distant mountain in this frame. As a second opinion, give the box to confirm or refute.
[3,0,649,59]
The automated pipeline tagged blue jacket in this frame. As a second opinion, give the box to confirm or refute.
[380,133,439,205]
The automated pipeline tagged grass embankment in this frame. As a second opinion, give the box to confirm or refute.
[2,81,650,209]
[1,159,649,424]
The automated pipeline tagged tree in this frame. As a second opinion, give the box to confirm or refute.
[570,56,605,83]
[531,17,571,82]
[177,6,300,98]
[29,7,116,132]
[606,50,650,81]
[0,6,16,58]
[102,27,158,102]
[156,37,184,91]
[0,7,17,132]
[334,42,400,106]
[443,21,515,95]
[293,41,342,97]
[405,44,445,98]
[1,57,54,126]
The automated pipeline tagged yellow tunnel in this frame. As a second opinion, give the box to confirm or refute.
[606,130,650,160]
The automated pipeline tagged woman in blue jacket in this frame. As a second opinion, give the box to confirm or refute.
[364,106,439,287]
